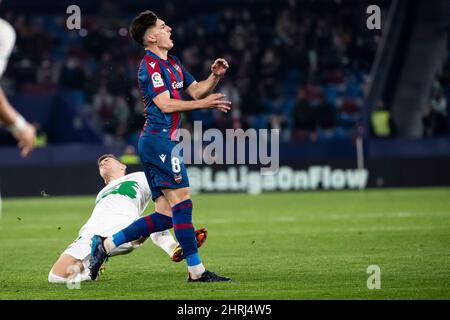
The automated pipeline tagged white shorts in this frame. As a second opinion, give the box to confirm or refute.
[63,235,141,270]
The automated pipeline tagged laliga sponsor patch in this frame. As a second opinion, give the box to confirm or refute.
[152,72,164,88]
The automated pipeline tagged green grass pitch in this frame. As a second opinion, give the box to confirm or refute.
[0,188,449,300]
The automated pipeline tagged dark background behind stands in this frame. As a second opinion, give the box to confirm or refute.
[0,0,449,197]
[2,0,432,147]
[0,0,448,148]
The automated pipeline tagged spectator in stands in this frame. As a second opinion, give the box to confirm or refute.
[292,88,315,141]
[219,78,241,129]
[119,145,140,165]
[371,100,392,138]
[113,96,130,138]
[315,92,339,141]
[59,56,86,91]
[423,80,449,137]
[430,86,448,135]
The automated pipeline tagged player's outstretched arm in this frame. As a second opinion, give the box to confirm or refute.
[0,88,36,157]
[153,91,231,114]
[185,58,229,100]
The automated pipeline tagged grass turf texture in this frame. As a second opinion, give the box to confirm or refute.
[0,188,449,300]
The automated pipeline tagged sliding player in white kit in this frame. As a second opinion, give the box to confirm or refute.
[48,154,207,284]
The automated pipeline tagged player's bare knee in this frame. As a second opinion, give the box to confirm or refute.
[48,263,70,281]
[50,254,83,279]
[163,187,191,206]
[155,196,172,216]
[178,188,191,202]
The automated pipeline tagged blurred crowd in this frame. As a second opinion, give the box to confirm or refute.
[2,0,446,148]
[422,69,449,138]
[371,66,450,138]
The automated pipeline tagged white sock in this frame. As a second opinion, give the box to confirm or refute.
[188,263,206,279]
[48,270,92,284]
[79,268,92,281]
[48,272,68,284]
[150,230,178,256]
[103,237,116,253]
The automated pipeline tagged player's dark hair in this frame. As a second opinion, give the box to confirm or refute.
[97,154,121,165]
[129,10,158,47]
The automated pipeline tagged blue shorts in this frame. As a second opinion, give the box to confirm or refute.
[138,135,190,201]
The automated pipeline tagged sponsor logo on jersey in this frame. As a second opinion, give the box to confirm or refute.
[152,72,164,88]
[96,181,139,204]
[172,81,183,90]
[159,154,166,163]
[149,62,156,69]
[174,64,181,71]
[174,174,183,184]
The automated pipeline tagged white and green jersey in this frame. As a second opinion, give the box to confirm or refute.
[78,172,151,237]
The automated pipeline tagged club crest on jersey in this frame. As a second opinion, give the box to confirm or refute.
[152,72,164,88]
[174,174,183,184]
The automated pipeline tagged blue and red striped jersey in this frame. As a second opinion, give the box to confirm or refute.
[137,50,196,141]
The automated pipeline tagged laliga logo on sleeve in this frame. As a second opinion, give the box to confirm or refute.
[152,72,164,88]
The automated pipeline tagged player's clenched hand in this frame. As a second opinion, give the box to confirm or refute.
[13,123,36,157]
[202,93,232,113]
[211,58,229,78]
